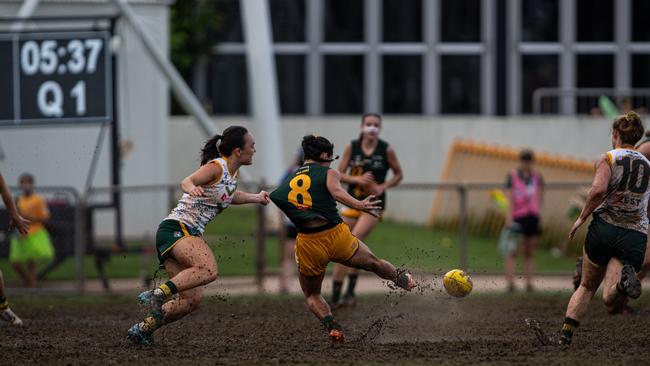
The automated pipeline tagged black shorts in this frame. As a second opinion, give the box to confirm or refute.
[584,215,647,272]
[513,215,541,236]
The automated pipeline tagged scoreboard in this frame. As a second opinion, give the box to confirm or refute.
[0,31,112,126]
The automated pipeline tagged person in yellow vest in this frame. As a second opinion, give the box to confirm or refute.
[10,173,54,288]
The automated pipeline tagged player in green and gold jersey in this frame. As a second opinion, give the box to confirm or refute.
[270,135,415,343]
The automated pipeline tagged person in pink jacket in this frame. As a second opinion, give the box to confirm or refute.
[504,149,544,292]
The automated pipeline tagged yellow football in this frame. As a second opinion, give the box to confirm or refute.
[443,269,473,297]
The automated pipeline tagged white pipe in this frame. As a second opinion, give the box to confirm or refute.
[10,0,40,31]
[240,0,284,183]
[110,0,217,137]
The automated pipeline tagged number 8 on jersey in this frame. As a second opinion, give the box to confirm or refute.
[288,174,313,209]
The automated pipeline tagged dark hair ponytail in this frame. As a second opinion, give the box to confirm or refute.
[199,125,249,165]
[302,134,334,161]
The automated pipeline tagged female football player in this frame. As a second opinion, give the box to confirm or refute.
[330,113,403,307]
[128,126,270,345]
[560,112,648,345]
[270,135,415,343]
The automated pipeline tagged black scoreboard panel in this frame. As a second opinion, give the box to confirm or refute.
[0,31,112,126]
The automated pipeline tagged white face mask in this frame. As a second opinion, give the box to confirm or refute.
[362,125,380,135]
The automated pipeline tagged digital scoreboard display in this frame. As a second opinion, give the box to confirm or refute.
[0,31,112,126]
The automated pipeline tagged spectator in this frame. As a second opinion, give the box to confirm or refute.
[504,150,544,292]
[10,173,54,288]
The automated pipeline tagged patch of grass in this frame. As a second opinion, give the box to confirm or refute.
[0,207,575,281]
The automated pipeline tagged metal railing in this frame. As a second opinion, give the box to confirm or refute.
[2,180,593,293]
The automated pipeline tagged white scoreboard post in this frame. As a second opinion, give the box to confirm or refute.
[0,18,124,253]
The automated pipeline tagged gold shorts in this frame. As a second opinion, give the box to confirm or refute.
[295,223,360,277]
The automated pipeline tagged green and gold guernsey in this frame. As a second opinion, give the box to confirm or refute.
[270,163,342,232]
[347,138,389,209]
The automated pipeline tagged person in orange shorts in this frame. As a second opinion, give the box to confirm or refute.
[270,135,416,343]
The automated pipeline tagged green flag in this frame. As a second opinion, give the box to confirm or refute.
[598,95,619,119]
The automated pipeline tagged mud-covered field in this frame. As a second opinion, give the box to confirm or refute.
[2,289,650,365]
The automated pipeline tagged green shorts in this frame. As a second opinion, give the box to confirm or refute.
[585,215,647,271]
[155,219,202,263]
[10,228,55,263]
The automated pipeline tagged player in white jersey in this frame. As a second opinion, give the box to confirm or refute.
[128,126,270,345]
[559,112,648,346]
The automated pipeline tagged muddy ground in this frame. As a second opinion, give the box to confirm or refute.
[2,288,650,365]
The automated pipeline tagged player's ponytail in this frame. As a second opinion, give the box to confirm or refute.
[200,134,223,165]
[613,111,645,145]
[199,125,249,166]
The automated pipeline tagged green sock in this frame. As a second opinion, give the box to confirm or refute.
[322,315,340,331]
[346,274,358,297]
[331,281,343,304]
[561,317,579,341]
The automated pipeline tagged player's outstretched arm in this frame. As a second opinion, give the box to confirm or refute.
[0,172,29,235]
[233,191,269,205]
[569,154,611,239]
[326,169,381,213]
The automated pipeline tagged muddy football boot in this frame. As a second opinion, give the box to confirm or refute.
[0,307,23,326]
[572,257,583,290]
[618,264,642,299]
[138,289,165,318]
[395,269,417,291]
[328,322,345,343]
[127,323,154,346]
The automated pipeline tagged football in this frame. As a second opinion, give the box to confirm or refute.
[443,269,473,297]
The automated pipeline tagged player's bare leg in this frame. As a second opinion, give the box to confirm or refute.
[331,216,357,305]
[523,235,538,292]
[560,251,606,345]
[11,262,29,287]
[601,258,630,314]
[334,213,379,307]
[505,245,519,292]
[279,237,296,293]
[342,240,416,291]
[128,237,217,345]
[299,273,344,342]
[0,270,22,326]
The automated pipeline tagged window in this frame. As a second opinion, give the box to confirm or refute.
[577,0,613,42]
[382,0,422,42]
[441,0,481,42]
[0,41,13,118]
[440,56,480,113]
[522,0,558,42]
[576,54,614,114]
[632,0,650,41]
[324,0,364,42]
[632,55,650,88]
[522,55,559,114]
[383,56,422,113]
[270,0,305,42]
[276,55,306,114]
[324,55,364,113]
[215,0,244,43]
[209,55,248,114]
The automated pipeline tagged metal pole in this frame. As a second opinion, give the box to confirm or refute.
[255,180,267,293]
[110,0,217,137]
[74,196,86,293]
[9,0,40,32]
[457,184,469,270]
[240,0,284,184]
[110,18,124,251]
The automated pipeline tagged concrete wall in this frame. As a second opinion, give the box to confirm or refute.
[170,115,615,224]
[0,0,171,238]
